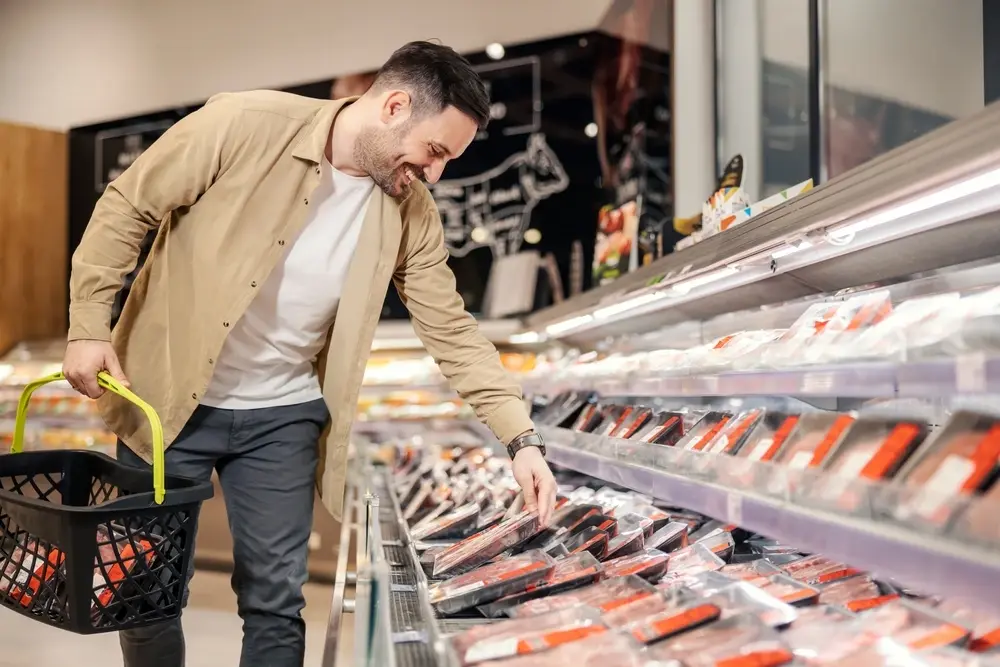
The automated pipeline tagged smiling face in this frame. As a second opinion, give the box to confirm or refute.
[353,91,479,197]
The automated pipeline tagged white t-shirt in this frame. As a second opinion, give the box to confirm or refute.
[201,160,374,409]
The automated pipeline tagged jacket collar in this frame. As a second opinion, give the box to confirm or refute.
[291,96,359,164]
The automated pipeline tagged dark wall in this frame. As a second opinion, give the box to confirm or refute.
[67,31,672,321]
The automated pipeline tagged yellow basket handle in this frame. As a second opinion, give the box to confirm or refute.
[11,371,166,505]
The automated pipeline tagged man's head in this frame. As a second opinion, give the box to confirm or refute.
[352,41,490,197]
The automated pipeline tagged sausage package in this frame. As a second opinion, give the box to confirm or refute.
[429,550,555,616]
[433,511,543,577]
[476,553,603,619]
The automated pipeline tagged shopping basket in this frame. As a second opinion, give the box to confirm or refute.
[0,371,213,634]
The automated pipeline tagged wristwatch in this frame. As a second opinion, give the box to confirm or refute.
[507,431,546,460]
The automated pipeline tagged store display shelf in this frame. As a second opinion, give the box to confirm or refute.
[526,355,1000,399]
[539,425,1000,613]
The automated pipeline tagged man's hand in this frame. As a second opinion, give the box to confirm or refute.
[63,340,129,399]
[511,446,557,527]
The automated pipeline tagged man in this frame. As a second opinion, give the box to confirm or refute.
[63,41,556,667]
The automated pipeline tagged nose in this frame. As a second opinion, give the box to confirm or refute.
[424,159,446,185]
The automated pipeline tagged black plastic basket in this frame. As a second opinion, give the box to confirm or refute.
[0,371,213,634]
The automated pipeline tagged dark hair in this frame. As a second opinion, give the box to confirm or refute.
[373,40,491,129]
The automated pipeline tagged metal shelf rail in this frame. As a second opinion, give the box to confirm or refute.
[524,355,1000,400]
[540,425,1000,614]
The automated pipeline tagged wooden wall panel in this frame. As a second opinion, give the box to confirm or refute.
[0,122,68,356]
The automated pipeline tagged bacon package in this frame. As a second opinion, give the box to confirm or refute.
[657,543,727,592]
[676,411,734,451]
[433,510,543,577]
[429,550,556,616]
[695,528,736,562]
[634,411,685,446]
[645,613,795,667]
[736,413,802,462]
[774,412,857,471]
[451,607,606,665]
[601,548,670,582]
[477,553,604,619]
[934,598,1000,652]
[565,527,610,559]
[625,601,723,644]
[602,527,646,561]
[701,581,800,628]
[779,555,862,586]
[863,600,972,650]
[410,502,481,541]
[704,409,766,455]
[509,575,657,619]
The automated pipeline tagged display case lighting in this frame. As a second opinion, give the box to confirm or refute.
[508,331,545,345]
[593,290,670,320]
[770,238,813,259]
[670,266,740,294]
[544,314,594,336]
[826,167,1000,243]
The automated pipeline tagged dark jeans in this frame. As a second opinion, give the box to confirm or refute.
[116,399,329,667]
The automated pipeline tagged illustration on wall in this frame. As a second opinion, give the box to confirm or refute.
[431,132,570,257]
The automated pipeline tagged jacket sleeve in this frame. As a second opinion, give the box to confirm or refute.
[68,95,243,342]
[393,205,535,445]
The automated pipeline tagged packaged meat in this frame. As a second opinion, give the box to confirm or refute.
[625,601,722,644]
[451,607,606,665]
[676,411,734,451]
[895,412,1000,526]
[601,548,670,582]
[411,502,481,541]
[756,574,821,607]
[934,599,1000,653]
[923,646,1000,667]
[551,503,605,532]
[656,543,726,591]
[864,600,971,650]
[429,550,556,616]
[570,404,603,432]
[720,559,784,584]
[565,527,610,559]
[737,413,802,462]
[595,405,632,437]
[704,581,800,628]
[774,413,857,470]
[602,528,645,561]
[634,411,685,446]
[645,613,795,667]
[477,553,603,619]
[472,631,648,667]
[509,575,657,619]
[816,417,929,506]
[695,528,736,562]
[791,604,857,628]
[616,503,671,533]
[541,391,599,429]
[648,522,689,552]
[610,406,654,439]
[704,409,766,455]
[601,590,677,628]
[433,510,543,577]
[818,575,899,612]
[779,555,862,586]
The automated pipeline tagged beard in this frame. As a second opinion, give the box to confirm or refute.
[353,122,422,197]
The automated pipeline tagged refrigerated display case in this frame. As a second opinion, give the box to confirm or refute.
[325,104,1000,666]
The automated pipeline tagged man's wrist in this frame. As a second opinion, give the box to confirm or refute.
[507,431,545,460]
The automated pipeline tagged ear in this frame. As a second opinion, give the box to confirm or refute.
[380,90,413,125]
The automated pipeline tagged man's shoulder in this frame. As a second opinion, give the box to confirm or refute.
[399,182,437,225]
[204,90,328,122]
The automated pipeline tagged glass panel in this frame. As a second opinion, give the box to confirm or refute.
[823,0,984,179]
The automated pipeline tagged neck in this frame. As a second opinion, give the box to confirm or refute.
[326,99,367,176]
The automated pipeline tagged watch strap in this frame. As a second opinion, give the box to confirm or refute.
[507,432,546,459]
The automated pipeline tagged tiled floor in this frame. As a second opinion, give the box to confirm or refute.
[0,569,353,666]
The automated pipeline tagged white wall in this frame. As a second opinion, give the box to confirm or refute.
[762,0,984,119]
[0,0,612,129]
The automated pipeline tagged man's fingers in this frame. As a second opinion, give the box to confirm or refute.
[103,353,130,387]
[536,473,556,527]
[518,470,539,513]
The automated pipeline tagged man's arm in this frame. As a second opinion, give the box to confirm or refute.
[65,96,242,397]
[70,96,241,342]
[393,203,556,523]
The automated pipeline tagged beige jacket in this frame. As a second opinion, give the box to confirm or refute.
[69,91,534,520]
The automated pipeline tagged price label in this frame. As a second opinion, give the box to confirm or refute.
[726,492,743,525]
[957,353,987,393]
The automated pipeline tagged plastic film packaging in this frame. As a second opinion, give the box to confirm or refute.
[818,575,899,612]
[471,630,648,667]
[933,598,1000,652]
[429,550,556,616]
[704,409,767,455]
[736,413,802,463]
[779,555,863,586]
[624,601,722,644]
[648,522,690,552]
[702,580,800,628]
[774,413,857,471]
[451,607,606,665]
[476,553,603,619]
[508,575,657,619]
[601,548,670,582]
[645,612,795,667]
[676,411,734,451]
[433,510,543,578]
[863,600,972,650]
[410,502,481,541]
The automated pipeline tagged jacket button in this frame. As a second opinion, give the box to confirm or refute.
[304,198,309,205]
[223,321,230,327]
[191,393,197,400]
[250,281,257,288]
[208,358,214,364]
[315,167,321,174]
[278,240,285,246]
